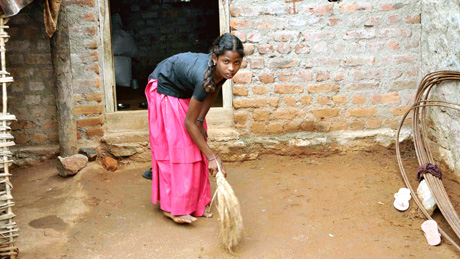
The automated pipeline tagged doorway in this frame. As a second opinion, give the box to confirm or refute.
[108,0,221,111]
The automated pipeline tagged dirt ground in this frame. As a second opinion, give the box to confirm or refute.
[10,147,460,258]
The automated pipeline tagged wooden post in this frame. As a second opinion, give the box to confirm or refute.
[50,1,77,156]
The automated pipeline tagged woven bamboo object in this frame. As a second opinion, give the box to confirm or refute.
[0,14,19,258]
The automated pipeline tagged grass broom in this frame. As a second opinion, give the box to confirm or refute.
[211,161,243,252]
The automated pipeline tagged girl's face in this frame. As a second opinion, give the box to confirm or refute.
[212,50,243,81]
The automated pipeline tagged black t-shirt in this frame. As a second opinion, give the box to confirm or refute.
[149,52,216,102]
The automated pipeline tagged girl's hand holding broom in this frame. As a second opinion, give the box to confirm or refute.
[208,155,226,177]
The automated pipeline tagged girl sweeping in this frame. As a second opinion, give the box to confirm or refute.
[145,33,245,224]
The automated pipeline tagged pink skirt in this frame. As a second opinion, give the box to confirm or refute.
[145,79,211,216]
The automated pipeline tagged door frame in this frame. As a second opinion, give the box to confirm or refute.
[99,0,233,113]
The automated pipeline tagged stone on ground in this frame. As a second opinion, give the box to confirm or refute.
[102,157,118,171]
[417,179,437,216]
[57,154,88,177]
[79,147,97,161]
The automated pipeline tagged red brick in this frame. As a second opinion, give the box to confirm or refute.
[252,85,267,95]
[300,95,313,105]
[273,31,299,42]
[77,117,104,127]
[283,121,301,132]
[386,39,401,50]
[380,3,405,11]
[384,119,400,129]
[269,58,298,68]
[268,123,283,133]
[344,56,375,66]
[334,70,348,81]
[303,31,335,41]
[282,96,297,106]
[340,3,372,12]
[102,157,118,171]
[248,32,262,43]
[316,70,330,82]
[308,3,334,15]
[389,105,412,116]
[250,58,264,69]
[230,6,259,17]
[232,31,247,42]
[82,12,96,22]
[365,17,381,27]
[406,67,418,77]
[307,82,339,93]
[317,96,330,105]
[298,70,313,82]
[332,96,347,105]
[389,80,417,91]
[253,110,271,121]
[301,121,315,131]
[310,108,340,119]
[43,120,58,130]
[233,72,252,84]
[369,69,385,80]
[259,73,274,83]
[369,41,385,52]
[406,15,421,24]
[69,0,95,7]
[366,119,382,129]
[243,44,255,55]
[370,93,401,104]
[16,133,30,144]
[295,43,311,54]
[352,95,367,105]
[77,130,82,140]
[75,104,104,115]
[269,97,279,107]
[378,28,411,38]
[234,98,267,108]
[387,15,399,24]
[233,85,248,96]
[328,18,342,26]
[256,18,282,29]
[32,133,47,143]
[274,84,304,94]
[74,77,101,88]
[230,19,254,30]
[258,45,274,55]
[84,64,100,75]
[351,69,366,81]
[404,38,419,49]
[241,58,248,68]
[347,107,376,117]
[347,82,380,91]
[277,44,291,54]
[278,72,293,82]
[251,122,266,133]
[343,29,376,40]
[316,121,331,132]
[70,25,96,36]
[234,112,248,125]
[84,39,98,49]
[383,55,414,65]
[86,126,104,138]
[86,92,103,102]
[274,108,305,120]
[349,121,365,130]
[331,121,347,131]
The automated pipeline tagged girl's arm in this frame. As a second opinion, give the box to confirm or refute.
[184,87,225,176]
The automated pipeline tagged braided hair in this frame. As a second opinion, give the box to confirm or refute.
[202,33,245,93]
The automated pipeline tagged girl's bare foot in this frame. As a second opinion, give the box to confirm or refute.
[163,211,197,224]
[203,205,213,218]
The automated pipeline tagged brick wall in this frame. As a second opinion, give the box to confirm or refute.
[66,0,105,145]
[7,2,58,146]
[111,0,220,87]
[421,0,460,176]
[230,0,421,136]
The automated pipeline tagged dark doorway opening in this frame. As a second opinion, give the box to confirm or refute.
[109,0,221,110]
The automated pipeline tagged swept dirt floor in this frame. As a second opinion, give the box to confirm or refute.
[11,147,460,258]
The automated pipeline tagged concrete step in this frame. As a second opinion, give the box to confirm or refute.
[105,108,234,133]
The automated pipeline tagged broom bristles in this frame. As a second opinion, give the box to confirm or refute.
[213,166,243,252]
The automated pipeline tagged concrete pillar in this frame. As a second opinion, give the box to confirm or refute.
[50,1,77,156]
